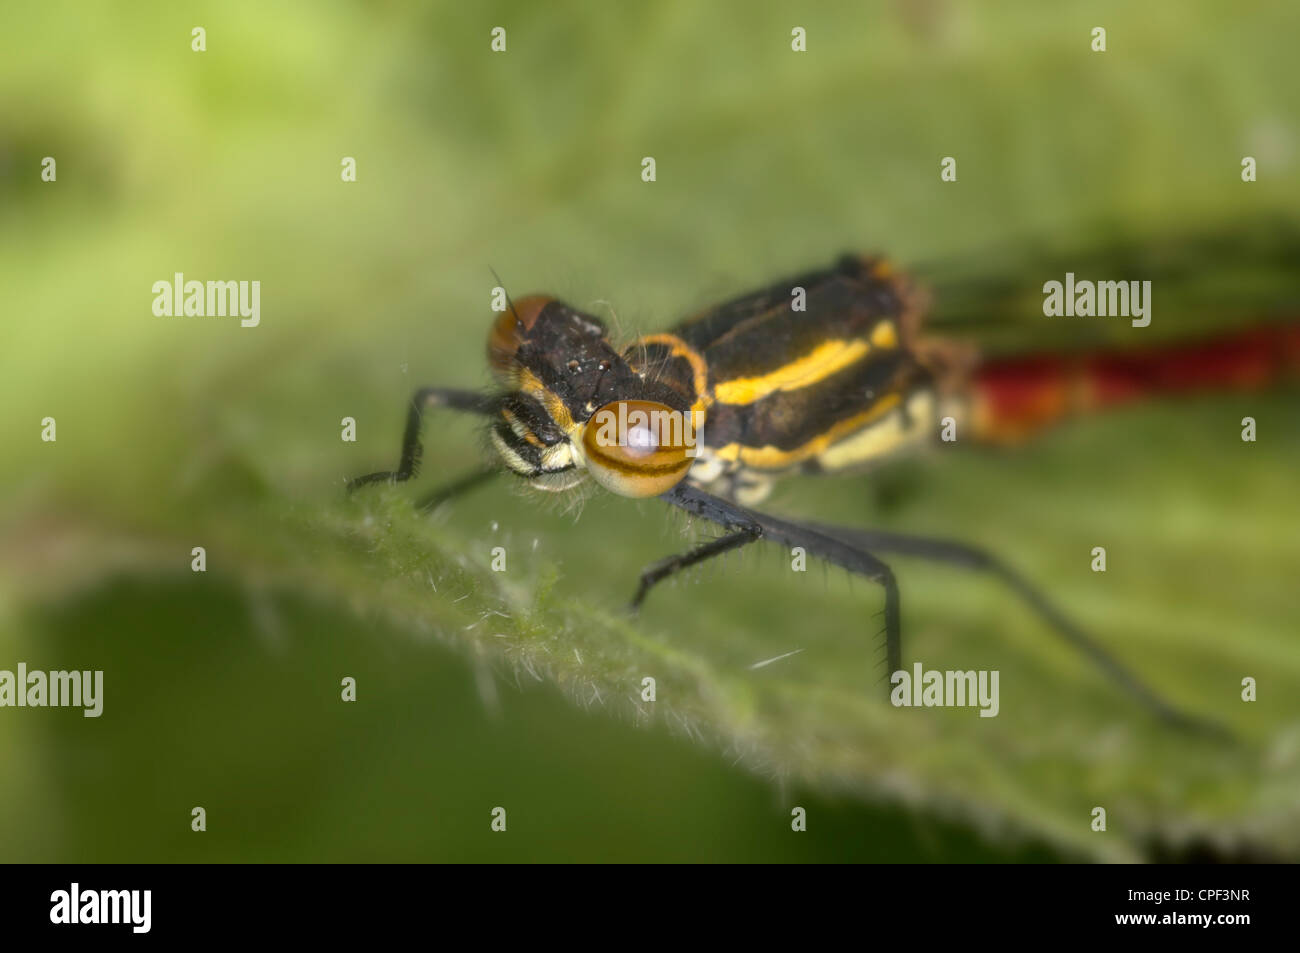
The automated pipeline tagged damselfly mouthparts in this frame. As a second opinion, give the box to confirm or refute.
[351,254,1299,733]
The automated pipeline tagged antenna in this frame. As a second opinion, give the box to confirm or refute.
[489,266,522,325]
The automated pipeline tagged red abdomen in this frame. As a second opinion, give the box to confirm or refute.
[970,324,1300,443]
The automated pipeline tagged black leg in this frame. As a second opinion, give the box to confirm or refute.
[630,526,762,611]
[657,484,902,676]
[348,387,497,492]
[801,522,1229,737]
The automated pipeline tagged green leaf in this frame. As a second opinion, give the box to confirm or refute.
[3,0,1299,861]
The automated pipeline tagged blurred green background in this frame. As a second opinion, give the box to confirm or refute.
[1,1,1297,862]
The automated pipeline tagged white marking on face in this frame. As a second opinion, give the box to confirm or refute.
[531,468,587,492]
[503,407,534,442]
[541,442,576,472]
[490,428,534,475]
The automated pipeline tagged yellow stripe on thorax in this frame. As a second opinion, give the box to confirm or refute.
[711,392,903,470]
[714,338,871,406]
[631,333,711,416]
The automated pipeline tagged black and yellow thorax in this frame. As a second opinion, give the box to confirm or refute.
[487,255,940,503]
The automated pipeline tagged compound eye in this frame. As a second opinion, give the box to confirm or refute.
[580,400,697,498]
[487,295,552,380]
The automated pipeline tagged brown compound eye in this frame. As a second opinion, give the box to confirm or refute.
[580,400,698,498]
[487,295,552,380]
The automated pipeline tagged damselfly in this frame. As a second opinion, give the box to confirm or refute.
[350,244,1299,733]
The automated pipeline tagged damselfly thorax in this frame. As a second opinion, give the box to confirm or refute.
[483,255,948,505]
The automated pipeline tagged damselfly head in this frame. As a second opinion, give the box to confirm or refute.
[485,297,701,497]
[487,296,619,392]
